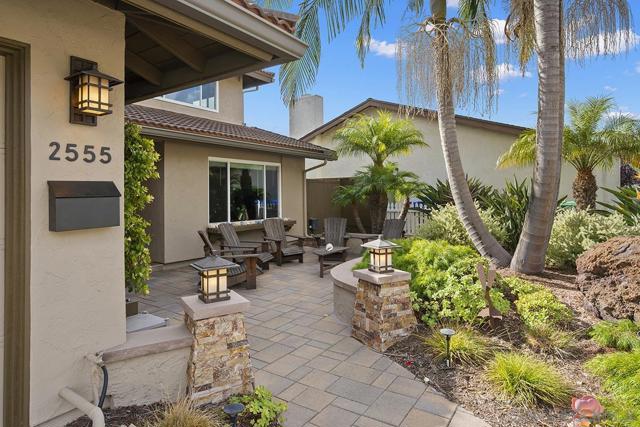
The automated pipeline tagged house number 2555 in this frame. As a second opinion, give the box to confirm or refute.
[49,142,112,164]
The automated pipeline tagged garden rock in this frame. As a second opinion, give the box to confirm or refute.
[576,236,640,321]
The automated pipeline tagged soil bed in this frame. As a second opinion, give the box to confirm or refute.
[386,270,605,427]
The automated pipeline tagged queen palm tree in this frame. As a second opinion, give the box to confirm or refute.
[497,96,640,210]
[333,111,426,232]
[504,1,632,272]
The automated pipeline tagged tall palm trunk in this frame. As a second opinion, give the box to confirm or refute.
[573,169,597,210]
[511,0,565,273]
[399,196,411,221]
[433,24,512,267]
[368,191,388,233]
[351,204,366,233]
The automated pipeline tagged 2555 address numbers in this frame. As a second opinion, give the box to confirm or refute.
[49,141,112,164]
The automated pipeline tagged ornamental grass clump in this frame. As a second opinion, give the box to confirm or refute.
[590,320,640,351]
[487,352,573,407]
[424,326,493,366]
[147,399,224,427]
[586,350,640,426]
[525,323,578,358]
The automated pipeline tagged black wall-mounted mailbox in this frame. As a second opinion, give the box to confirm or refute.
[48,181,121,232]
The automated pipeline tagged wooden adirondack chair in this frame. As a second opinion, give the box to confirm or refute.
[263,218,305,266]
[312,217,349,277]
[382,219,405,240]
[218,222,274,270]
[197,230,260,289]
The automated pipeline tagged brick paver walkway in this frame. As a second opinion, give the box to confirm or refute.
[136,250,490,427]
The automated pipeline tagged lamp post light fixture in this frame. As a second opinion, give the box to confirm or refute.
[65,56,122,126]
[361,238,399,274]
[223,402,245,427]
[190,256,238,304]
[439,328,456,369]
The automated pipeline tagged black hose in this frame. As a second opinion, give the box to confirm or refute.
[97,365,109,409]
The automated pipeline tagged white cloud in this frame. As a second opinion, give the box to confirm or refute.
[491,19,508,45]
[519,92,528,98]
[604,85,617,93]
[636,62,640,74]
[570,30,640,59]
[368,38,397,58]
[497,88,506,95]
[606,106,639,119]
[496,63,532,81]
[447,0,459,8]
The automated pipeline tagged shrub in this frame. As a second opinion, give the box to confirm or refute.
[590,320,640,351]
[515,290,574,329]
[598,186,640,225]
[501,276,545,297]
[416,204,508,248]
[424,326,493,365]
[546,210,640,269]
[413,177,496,215]
[125,123,160,294]
[404,240,510,326]
[147,399,223,427]
[230,386,287,427]
[487,352,572,407]
[525,323,577,358]
[586,350,640,426]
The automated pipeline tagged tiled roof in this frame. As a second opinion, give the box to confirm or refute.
[125,105,334,159]
[233,0,297,34]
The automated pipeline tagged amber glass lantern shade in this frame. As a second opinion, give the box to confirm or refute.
[190,256,239,303]
[361,238,399,274]
[65,57,122,125]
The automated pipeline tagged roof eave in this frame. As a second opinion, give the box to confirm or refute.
[137,125,336,160]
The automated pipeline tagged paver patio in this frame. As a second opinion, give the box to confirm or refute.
[134,249,490,427]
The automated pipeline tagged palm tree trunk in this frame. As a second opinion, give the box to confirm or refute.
[511,0,565,273]
[433,28,512,267]
[399,196,411,221]
[573,169,597,210]
[352,204,366,233]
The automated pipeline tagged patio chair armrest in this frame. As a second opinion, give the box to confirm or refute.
[228,253,260,261]
[215,248,254,255]
[221,244,258,253]
[264,237,283,242]
[286,233,307,240]
[239,240,270,245]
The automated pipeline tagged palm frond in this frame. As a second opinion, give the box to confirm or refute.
[497,129,536,168]
[566,0,633,61]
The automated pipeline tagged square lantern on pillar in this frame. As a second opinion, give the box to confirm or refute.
[361,238,399,274]
[190,256,239,303]
[65,56,122,126]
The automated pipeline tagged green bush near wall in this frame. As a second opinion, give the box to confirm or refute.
[125,123,160,294]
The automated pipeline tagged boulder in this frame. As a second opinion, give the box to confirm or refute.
[576,236,640,322]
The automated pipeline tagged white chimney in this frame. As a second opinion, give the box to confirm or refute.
[289,95,324,139]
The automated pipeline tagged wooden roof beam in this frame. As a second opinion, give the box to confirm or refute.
[125,49,163,86]
[128,16,206,72]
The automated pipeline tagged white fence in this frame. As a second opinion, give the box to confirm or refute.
[386,201,429,235]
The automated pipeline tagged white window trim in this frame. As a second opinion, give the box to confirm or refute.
[159,81,219,112]
[208,156,283,224]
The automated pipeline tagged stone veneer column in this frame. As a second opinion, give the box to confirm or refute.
[351,269,417,352]
[180,292,254,405]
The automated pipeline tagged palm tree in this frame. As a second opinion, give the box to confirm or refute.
[332,184,367,233]
[498,96,640,210]
[391,171,425,221]
[333,111,427,232]
[503,0,632,273]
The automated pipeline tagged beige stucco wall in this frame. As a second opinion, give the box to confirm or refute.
[306,107,619,204]
[0,1,126,425]
[0,54,5,427]
[148,138,306,263]
[136,76,245,125]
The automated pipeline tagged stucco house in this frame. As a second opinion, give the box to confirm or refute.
[127,74,334,265]
[293,97,620,228]
[0,1,310,425]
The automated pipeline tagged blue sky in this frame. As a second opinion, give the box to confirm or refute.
[244,1,640,136]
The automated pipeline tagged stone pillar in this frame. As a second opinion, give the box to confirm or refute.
[351,269,417,352]
[180,291,254,405]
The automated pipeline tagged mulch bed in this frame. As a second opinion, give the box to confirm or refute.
[65,403,162,427]
[385,269,607,427]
